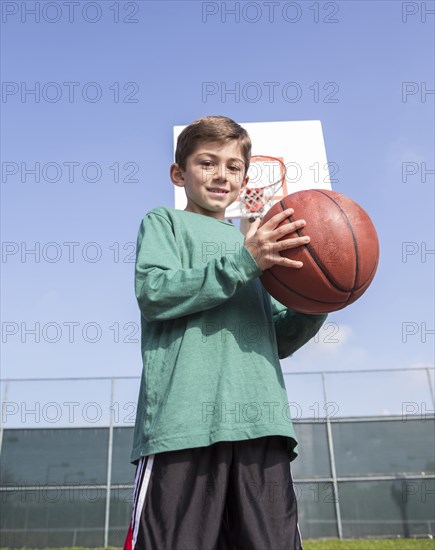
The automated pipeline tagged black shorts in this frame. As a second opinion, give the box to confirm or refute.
[123,436,303,550]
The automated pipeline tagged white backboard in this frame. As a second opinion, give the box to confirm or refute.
[173,120,332,219]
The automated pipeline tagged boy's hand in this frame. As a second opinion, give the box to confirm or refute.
[244,208,310,271]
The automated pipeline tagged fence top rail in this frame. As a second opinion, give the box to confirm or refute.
[2,414,434,431]
[1,366,433,382]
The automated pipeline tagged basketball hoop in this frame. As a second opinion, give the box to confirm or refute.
[239,155,287,222]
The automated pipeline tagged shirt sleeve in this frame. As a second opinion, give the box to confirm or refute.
[135,212,263,321]
[270,295,328,359]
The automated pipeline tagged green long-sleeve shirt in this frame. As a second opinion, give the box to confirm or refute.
[131,206,327,463]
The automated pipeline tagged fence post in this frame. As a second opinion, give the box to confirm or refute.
[322,373,343,539]
[104,378,115,547]
[426,368,435,410]
[0,380,10,457]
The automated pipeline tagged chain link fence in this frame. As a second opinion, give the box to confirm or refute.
[1,368,434,546]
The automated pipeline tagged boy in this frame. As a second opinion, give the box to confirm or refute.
[124,116,327,550]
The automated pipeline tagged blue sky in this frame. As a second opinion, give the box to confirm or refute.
[1,1,434,423]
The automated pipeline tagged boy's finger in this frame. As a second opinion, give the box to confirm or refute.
[274,236,310,251]
[273,219,306,239]
[245,217,261,239]
[259,207,294,230]
[274,256,304,268]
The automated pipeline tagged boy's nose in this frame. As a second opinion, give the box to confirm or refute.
[216,163,228,181]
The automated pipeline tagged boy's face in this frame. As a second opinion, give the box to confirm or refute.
[170,140,249,220]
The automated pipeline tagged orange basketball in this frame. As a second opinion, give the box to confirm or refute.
[260,190,380,314]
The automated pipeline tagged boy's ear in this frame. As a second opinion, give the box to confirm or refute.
[241,175,249,189]
[170,163,185,187]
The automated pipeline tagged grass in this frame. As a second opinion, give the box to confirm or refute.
[2,541,434,550]
[304,540,435,549]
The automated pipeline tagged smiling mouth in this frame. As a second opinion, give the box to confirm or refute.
[207,188,229,195]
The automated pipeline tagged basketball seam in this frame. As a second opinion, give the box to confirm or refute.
[279,192,359,293]
[313,190,360,291]
[265,268,348,307]
[278,199,350,292]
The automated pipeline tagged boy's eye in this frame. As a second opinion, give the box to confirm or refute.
[200,160,242,173]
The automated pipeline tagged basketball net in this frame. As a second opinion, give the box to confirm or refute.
[239,155,287,222]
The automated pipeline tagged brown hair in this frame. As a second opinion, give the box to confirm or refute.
[175,116,251,175]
